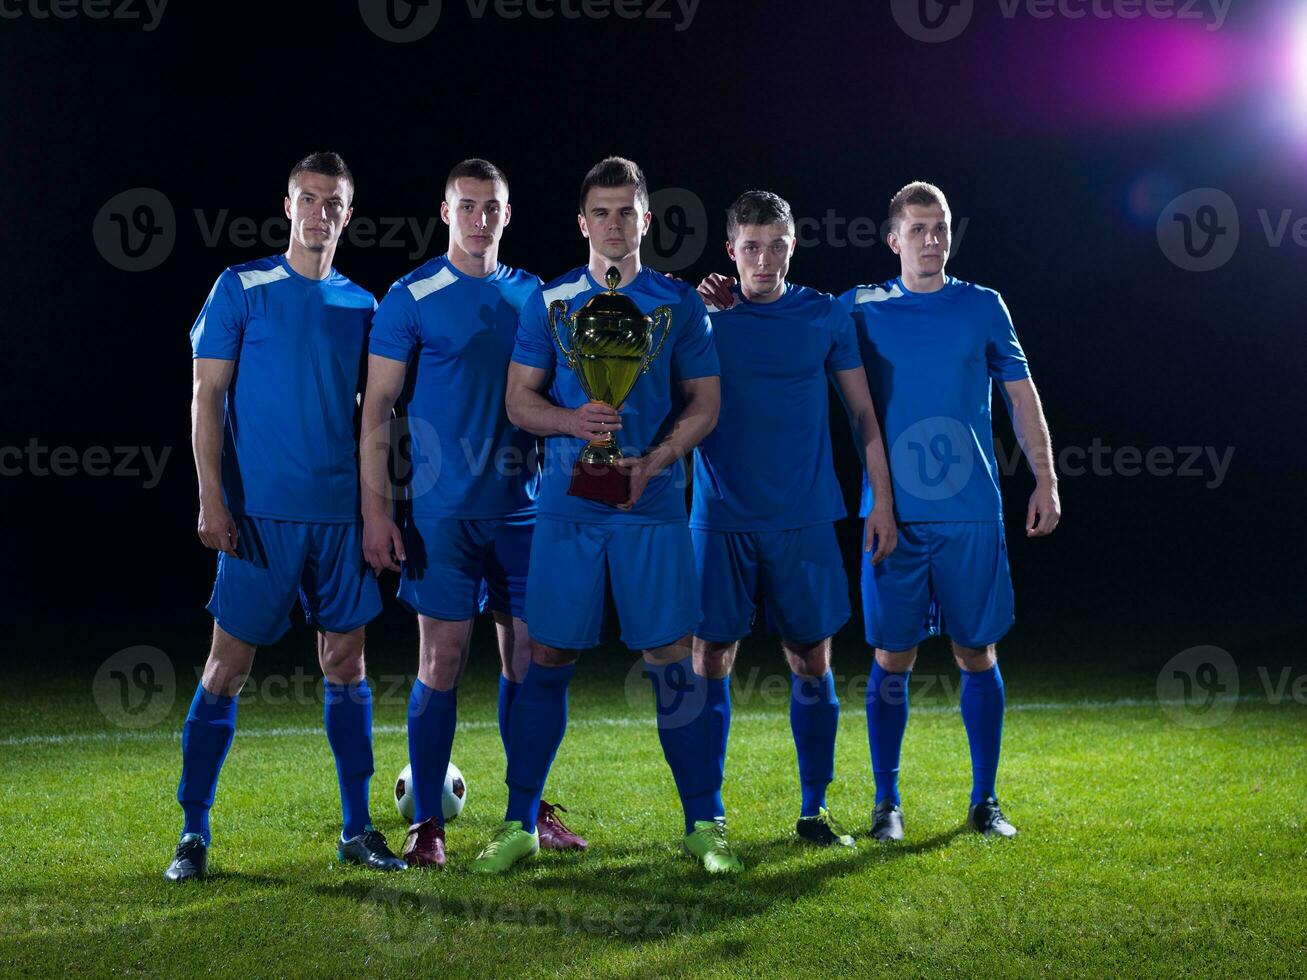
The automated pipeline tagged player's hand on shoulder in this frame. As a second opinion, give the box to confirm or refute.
[363,513,406,575]
[697,273,738,311]
[197,497,238,557]
[1026,482,1061,537]
[864,505,898,565]
[569,401,621,443]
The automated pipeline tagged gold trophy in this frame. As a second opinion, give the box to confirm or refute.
[549,266,673,504]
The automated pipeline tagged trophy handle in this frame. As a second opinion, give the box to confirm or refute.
[641,305,674,375]
[547,299,575,361]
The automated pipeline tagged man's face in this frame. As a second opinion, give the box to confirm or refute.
[442,177,510,258]
[578,185,651,263]
[888,203,950,280]
[284,171,352,252]
[727,222,795,300]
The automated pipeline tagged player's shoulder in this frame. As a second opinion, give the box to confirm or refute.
[216,254,289,293]
[841,278,907,309]
[387,255,454,303]
[945,276,1003,303]
[533,265,587,307]
[496,263,542,290]
[325,266,376,306]
[783,282,842,316]
[637,268,708,317]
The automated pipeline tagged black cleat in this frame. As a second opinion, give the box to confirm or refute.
[339,826,408,871]
[870,801,905,842]
[795,807,856,848]
[164,833,208,882]
[967,797,1017,838]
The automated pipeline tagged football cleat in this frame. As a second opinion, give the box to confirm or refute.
[683,819,744,875]
[967,797,1018,838]
[796,807,856,848]
[339,826,408,871]
[871,801,905,842]
[469,821,539,874]
[401,817,446,869]
[537,800,588,851]
[163,833,208,882]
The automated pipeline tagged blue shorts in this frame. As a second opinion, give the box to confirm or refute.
[862,521,1014,652]
[525,519,701,651]
[398,516,531,621]
[206,516,382,646]
[693,523,850,645]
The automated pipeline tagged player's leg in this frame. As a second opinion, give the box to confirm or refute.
[929,522,1017,837]
[757,524,853,846]
[472,520,603,874]
[862,523,933,842]
[301,521,401,869]
[167,516,302,881]
[485,519,587,849]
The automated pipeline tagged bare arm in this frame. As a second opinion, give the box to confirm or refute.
[192,357,237,555]
[359,354,409,573]
[616,375,720,510]
[505,361,621,441]
[1003,377,1061,537]
[832,366,898,563]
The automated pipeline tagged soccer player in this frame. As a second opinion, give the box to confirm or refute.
[690,191,897,854]
[470,156,725,874]
[360,158,586,870]
[846,182,1060,839]
[168,152,402,882]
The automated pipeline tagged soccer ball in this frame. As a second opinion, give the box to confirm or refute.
[393,762,466,824]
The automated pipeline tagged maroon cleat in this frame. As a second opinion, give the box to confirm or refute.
[536,800,588,851]
[401,818,446,869]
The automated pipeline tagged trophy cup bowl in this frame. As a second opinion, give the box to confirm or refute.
[549,267,673,504]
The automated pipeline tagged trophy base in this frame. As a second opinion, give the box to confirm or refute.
[567,458,630,505]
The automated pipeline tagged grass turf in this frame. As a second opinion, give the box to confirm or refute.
[1,627,1304,978]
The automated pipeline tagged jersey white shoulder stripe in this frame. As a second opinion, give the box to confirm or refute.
[854,284,904,304]
[542,275,590,307]
[238,266,291,290]
[407,265,458,302]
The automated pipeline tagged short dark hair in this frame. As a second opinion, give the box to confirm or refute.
[288,151,354,203]
[579,156,648,213]
[445,158,509,200]
[887,181,951,234]
[726,190,794,241]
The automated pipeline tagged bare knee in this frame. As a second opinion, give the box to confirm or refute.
[641,634,693,666]
[319,627,367,685]
[953,642,997,672]
[784,637,831,678]
[531,640,580,668]
[202,623,256,697]
[417,616,474,690]
[875,646,918,673]
[692,637,737,679]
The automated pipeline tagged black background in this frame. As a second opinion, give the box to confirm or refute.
[2,0,1303,673]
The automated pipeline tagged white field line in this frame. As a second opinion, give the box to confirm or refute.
[0,696,1270,749]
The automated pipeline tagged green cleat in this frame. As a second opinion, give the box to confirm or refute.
[469,821,539,874]
[683,819,744,874]
[796,807,857,848]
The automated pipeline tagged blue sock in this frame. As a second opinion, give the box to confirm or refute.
[177,683,237,845]
[867,662,911,807]
[790,671,839,817]
[646,660,721,834]
[705,675,730,821]
[960,664,1005,805]
[324,680,375,840]
[407,679,456,826]
[497,674,520,756]
[504,661,575,833]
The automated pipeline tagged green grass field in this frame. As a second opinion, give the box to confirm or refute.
[2,626,1305,978]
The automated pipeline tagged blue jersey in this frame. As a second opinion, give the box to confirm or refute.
[370,256,541,520]
[691,283,862,532]
[512,266,719,525]
[190,254,375,523]
[840,276,1030,522]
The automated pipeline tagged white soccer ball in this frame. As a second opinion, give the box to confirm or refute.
[393,761,466,824]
